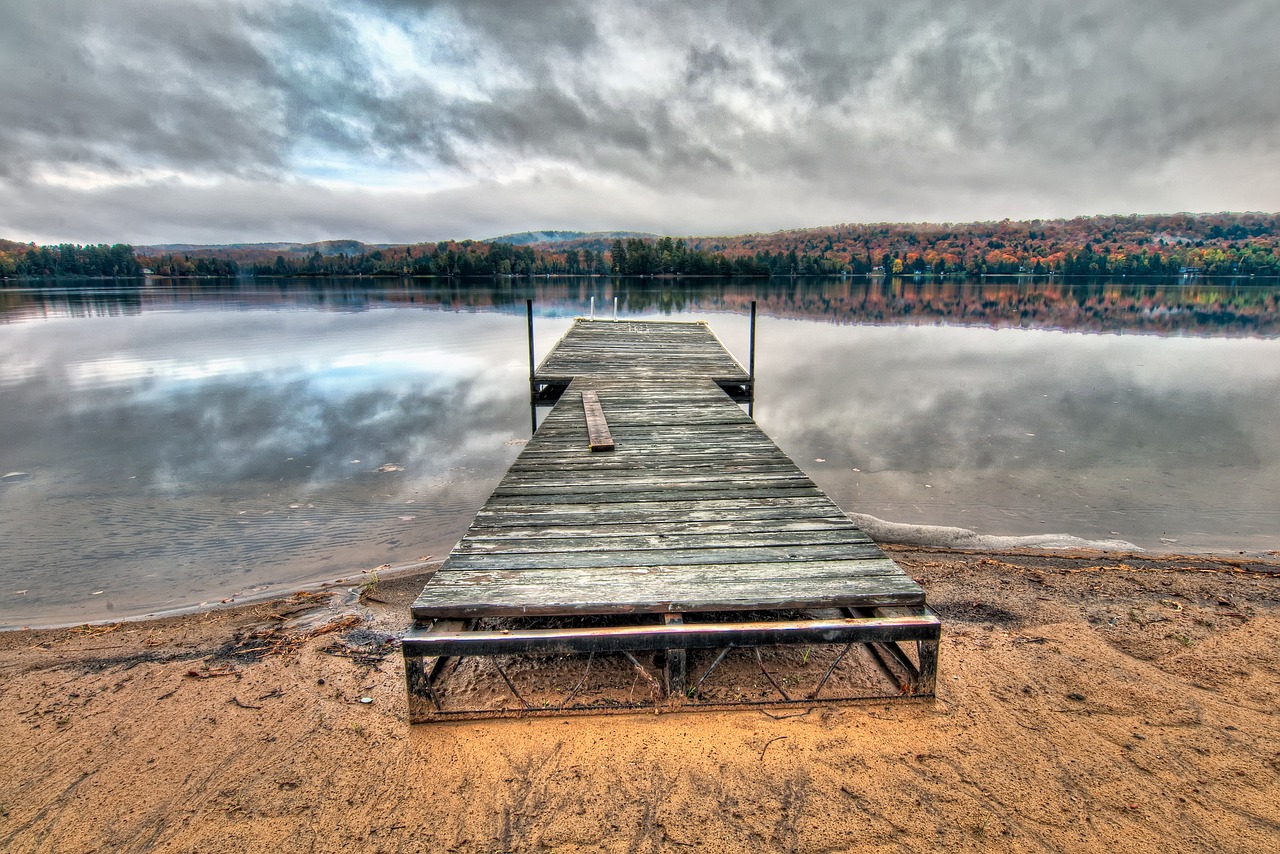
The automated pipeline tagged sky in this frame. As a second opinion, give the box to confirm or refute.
[2,0,1278,246]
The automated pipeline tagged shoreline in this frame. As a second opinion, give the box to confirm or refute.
[0,558,445,634]
[7,525,1276,632]
[3,545,1278,852]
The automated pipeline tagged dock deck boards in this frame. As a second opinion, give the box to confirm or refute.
[532,320,752,386]
[413,320,925,619]
[405,318,938,717]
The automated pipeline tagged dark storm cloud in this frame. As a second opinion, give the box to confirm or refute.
[2,0,1277,242]
[0,0,291,178]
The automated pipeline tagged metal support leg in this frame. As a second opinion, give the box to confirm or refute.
[404,651,434,723]
[663,614,686,698]
[915,638,939,696]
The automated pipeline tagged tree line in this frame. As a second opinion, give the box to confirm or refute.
[4,213,1280,280]
[669,213,1280,277]
[243,238,768,278]
[606,237,769,276]
[0,242,142,278]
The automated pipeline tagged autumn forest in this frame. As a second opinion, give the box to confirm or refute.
[3,212,1279,280]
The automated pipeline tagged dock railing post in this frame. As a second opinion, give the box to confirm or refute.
[748,299,757,418]
[527,298,538,433]
[526,298,536,382]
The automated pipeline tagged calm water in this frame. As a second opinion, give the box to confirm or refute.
[2,277,1278,627]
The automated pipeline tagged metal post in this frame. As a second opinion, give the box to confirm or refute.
[527,298,538,434]
[526,298,536,383]
[748,300,757,419]
[590,295,595,319]
[613,296,618,320]
[664,614,686,698]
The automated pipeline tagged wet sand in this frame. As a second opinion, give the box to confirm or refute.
[2,547,1278,853]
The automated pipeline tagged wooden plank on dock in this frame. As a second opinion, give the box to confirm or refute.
[412,562,920,618]
[581,390,614,452]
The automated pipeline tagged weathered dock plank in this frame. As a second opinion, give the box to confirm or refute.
[412,562,920,619]
[581,390,615,451]
[532,319,753,401]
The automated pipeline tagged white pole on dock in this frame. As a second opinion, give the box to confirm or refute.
[590,295,595,319]
[613,296,619,321]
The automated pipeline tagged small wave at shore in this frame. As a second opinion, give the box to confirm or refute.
[847,513,1142,552]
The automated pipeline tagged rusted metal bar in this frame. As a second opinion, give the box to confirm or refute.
[872,639,920,680]
[809,641,854,700]
[865,643,910,694]
[493,661,533,710]
[557,651,594,709]
[622,650,662,700]
[690,646,734,696]
[755,646,791,701]
[415,690,931,721]
[401,614,941,659]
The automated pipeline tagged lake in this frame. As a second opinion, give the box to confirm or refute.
[2,276,1278,627]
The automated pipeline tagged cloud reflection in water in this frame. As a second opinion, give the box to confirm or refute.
[0,307,534,626]
[757,320,1279,554]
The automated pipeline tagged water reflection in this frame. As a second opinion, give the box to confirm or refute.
[0,305,548,627]
[755,322,1279,555]
[4,275,1278,336]
[1,278,1278,627]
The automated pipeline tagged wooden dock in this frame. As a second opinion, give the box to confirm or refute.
[404,318,939,720]
[531,319,754,403]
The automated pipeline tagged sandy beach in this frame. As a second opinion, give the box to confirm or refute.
[2,546,1277,853]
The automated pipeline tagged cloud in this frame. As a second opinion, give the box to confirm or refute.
[0,1,293,181]
[2,0,1277,243]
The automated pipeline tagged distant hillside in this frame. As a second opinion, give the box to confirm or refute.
[0,238,37,256]
[136,239,382,258]
[488,230,657,246]
[486,231,587,245]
